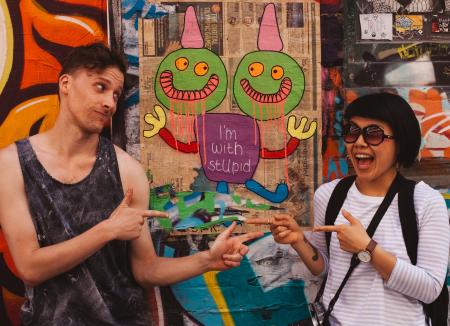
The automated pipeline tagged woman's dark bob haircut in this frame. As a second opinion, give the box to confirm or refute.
[344,92,421,168]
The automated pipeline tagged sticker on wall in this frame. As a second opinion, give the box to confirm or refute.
[431,15,450,33]
[360,13,393,40]
[394,15,424,39]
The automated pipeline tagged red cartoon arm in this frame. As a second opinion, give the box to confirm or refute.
[259,137,300,159]
[159,128,199,153]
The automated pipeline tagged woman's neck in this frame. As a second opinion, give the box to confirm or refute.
[355,168,398,197]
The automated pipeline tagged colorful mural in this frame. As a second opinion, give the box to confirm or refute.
[142,2,320,232]
[138,2,321,325]
[0,1,108,324]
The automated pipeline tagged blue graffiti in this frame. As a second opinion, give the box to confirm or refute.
[164,242,310,325]
[123,0,168,20]
[122,1,169,80]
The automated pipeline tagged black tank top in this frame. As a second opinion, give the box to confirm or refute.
[16,137,151,326]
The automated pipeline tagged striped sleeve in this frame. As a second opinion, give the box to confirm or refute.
[307,179,340,276]
[385,184,449,303]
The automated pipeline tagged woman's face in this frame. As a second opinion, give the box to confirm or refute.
[344,116,398,186]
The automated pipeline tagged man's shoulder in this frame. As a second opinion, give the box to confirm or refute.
[0,142,19,167]
[0,142,23,187]
[113,144,146,177]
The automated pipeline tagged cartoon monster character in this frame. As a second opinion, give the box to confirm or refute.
[231,3,316,202]
[144,6,227,146]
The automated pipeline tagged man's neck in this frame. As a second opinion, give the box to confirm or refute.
[40,120,100,160]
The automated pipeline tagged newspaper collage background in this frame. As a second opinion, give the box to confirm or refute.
[139,1,321,234]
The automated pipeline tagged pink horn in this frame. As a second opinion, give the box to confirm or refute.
[181,6,204,49]
[257,4,283,51]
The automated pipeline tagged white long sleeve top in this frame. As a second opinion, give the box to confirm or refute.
[309,179,449,326]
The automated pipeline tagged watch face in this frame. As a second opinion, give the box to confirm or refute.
[357,250,371,263]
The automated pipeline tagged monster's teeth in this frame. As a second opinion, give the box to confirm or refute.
[167,88,175,97]
[281,86,290,95]
[204,87,213,96]
[194,90,202,100]
[210,77,219,87]
[276,94,282,102]
[160,71,172,78]
[182,92,189,100]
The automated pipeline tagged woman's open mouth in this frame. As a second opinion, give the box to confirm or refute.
[240,77,291,103]
[160,70,219,101]
[354,153,374,170]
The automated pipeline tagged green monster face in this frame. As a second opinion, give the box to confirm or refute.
[233,51,305,121]
[155,48,227,114]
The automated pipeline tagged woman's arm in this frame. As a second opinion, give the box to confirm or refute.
[383,190,449,303]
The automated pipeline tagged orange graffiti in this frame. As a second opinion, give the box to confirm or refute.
[409,89,450,158]
[19,0,107,89]
[0,95,60,149]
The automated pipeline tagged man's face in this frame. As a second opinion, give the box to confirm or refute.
[63,66,124,134]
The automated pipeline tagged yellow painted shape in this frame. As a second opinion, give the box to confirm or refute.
[203,271,235,326]
[0,1,13,95]
[0,95,60,148]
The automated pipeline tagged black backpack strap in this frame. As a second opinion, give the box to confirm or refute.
[397,174,449,326]
[324,175,357,253]
[397,174,418,264]
[313,175,356,304]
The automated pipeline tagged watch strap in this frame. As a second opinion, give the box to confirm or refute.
[366,239,378,254]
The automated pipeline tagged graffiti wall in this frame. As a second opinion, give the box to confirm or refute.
[0,1,108,324]
[134,1,322,325]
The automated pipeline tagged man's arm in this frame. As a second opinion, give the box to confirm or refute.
[116,147,263,287]
[0,144,163,287]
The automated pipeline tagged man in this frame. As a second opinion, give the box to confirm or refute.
[0,43,262,325]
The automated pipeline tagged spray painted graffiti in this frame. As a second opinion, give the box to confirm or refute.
[0,1,108,324]
[322,67,348,182]
[157,233,314,325]
[141,3,321,325]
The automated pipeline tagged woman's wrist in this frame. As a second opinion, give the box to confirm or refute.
[291,232,305,252]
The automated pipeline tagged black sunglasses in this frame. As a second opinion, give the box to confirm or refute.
[343,123,395,146]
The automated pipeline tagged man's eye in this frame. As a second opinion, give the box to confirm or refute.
[96,84,105,91]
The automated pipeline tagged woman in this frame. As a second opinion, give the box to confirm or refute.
[248,92,449,325]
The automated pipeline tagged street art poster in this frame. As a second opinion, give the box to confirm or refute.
[139,1,321,233]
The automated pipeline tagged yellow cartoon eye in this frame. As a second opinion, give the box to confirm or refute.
[175,57,189,71]
[194,62,209,76]
[248,62,264,77]
[271,66,284,80]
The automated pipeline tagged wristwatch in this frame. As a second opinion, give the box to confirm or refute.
[357,239,378,263]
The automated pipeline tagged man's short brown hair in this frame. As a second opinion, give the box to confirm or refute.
[59,42,127,78]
